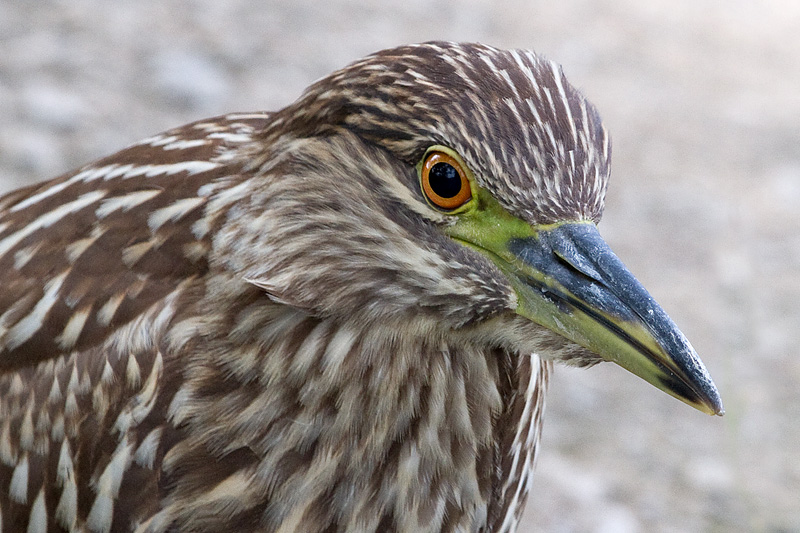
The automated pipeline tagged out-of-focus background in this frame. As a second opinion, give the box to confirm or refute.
[1,1,798,531]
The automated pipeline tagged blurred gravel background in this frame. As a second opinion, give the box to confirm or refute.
[1,1,799,531]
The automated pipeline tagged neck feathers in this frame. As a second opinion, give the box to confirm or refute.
[160,290,550,532]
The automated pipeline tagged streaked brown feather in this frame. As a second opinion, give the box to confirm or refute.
[0,42,605,532]
[0,114,270,370]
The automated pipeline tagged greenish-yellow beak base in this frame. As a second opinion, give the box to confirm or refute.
[447,190,723,416]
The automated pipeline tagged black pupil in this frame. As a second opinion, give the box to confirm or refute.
[428,162,462,198]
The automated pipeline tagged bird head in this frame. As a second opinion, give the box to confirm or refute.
[214,42,722,416]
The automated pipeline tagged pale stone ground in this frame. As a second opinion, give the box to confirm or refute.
[1,1,798,531]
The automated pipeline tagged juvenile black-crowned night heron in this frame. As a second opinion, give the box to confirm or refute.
[0,42,722,532]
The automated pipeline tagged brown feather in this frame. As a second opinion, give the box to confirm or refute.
[0,43,608,532]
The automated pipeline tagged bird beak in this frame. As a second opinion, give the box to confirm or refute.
[506,222,723,415]
[448,205,723,415]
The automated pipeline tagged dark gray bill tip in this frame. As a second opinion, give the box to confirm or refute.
[508,222,724,416]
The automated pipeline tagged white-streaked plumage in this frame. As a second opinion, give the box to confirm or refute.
[0,42,718,533]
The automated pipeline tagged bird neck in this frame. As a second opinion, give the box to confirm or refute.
[161,284,550,532]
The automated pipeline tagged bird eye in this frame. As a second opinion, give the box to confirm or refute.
[420,151,472,211]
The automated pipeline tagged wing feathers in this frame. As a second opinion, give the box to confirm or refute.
[0,113,270,370]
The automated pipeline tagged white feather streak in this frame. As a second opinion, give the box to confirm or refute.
[0,191,107,258]
[96,189,162,218]
[147,196,206,231]
[4,271,69,350]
